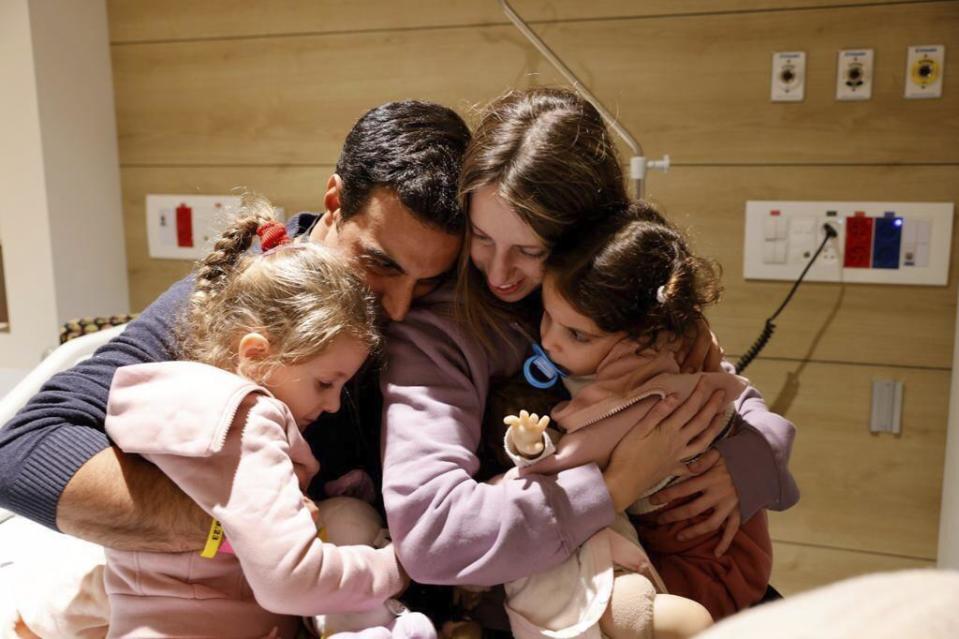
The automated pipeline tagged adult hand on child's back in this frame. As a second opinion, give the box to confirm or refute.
[649,449,741,556]
[603,381,728,513]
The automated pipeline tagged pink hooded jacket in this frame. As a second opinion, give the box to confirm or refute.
[103,361,404,638]
[521,338,748,479]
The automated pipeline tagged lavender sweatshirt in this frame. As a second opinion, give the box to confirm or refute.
[381,287,798,587]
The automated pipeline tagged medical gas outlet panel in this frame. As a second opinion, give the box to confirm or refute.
[744,201,953,286]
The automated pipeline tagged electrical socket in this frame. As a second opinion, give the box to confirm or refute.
[836,49,874,101]
[820,222,840,264]
[905,45,945,99]
[771,51,806,102]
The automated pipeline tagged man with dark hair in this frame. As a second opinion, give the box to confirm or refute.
[0,100,469,557]
[336,100,467,235]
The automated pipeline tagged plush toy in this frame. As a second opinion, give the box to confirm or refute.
[503,411,662,639]
[307,497,436,639]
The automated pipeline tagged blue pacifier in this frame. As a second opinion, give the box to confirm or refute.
[523,343,567,389]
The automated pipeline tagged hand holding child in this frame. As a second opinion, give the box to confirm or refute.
[649,449,742,556]
[504,410,551,457]
[605,383,728,513]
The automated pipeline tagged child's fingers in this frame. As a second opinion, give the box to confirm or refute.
[504,415,520,427]
[537,415,550,431]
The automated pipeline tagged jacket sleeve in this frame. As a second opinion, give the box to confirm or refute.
[139,395,404,615]
[0,277,192,529]
[380,305,615,587]
[714,362,800,520]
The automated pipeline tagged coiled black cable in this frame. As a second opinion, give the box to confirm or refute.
[735,223,839,374]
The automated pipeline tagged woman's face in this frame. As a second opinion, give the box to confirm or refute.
[468,184,548,303]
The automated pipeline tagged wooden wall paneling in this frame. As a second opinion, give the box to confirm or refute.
[111,2,959,167]
[111,27,563,166]
[106,1,929,43]
[771,541,936,595]
[121,166,332,310]
[535,1,959,165]
[650,165,959,369]
[749,359,948,559]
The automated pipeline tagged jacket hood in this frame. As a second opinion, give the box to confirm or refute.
[106,361,275,457]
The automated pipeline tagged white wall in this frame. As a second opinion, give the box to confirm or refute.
[0,0,128,369]
[0,0,60,368]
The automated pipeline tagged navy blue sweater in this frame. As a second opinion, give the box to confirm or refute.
[0,214,383,530]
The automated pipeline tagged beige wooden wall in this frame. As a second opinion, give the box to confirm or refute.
[106,0,959,594]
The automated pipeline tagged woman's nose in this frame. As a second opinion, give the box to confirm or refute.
[488,250,511,284]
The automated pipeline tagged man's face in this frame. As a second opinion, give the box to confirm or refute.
[316,184,462,322]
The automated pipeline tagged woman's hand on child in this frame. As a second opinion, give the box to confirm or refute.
[604,383,728,513]
[504,410,550,457]
[648,449,741,556]
[678,319,724,374]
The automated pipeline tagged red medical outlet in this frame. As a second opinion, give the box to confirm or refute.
[176,203,193,248]
[844,214,873,268]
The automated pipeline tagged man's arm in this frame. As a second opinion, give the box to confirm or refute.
[57,446,208,551]
[0,277,208,550]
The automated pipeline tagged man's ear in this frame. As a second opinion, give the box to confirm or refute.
[238,332,271,363]
[324,174,343,222]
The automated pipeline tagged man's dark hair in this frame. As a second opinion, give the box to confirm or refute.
[335,100,471,234]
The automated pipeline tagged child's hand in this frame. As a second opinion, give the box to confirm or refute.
[504,410,550,457]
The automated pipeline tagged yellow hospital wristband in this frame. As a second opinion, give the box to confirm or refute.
[200,518,225,559]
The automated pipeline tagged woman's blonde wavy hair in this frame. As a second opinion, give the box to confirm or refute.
[175,193,380,382]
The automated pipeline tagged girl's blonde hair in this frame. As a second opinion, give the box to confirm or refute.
[176,194,380,382]
[454,88,627,346]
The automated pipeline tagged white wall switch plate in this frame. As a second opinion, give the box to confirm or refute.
[744,201,954,285]
[146,195,243,261]
[905,45,945,99]
[771,51,806,102]
[836,49,874,100]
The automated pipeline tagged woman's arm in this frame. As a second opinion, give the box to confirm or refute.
[716,381,799,518]
[380,303,727,587]
[650,371,799,547]
[381,305,616,587]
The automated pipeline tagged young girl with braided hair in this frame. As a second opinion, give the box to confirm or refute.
[500,200,775,639]
[99,195,431,638]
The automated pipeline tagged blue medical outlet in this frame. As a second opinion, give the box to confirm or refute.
[872,215,902,269]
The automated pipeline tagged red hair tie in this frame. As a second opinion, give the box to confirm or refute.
[256,221,291,252]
